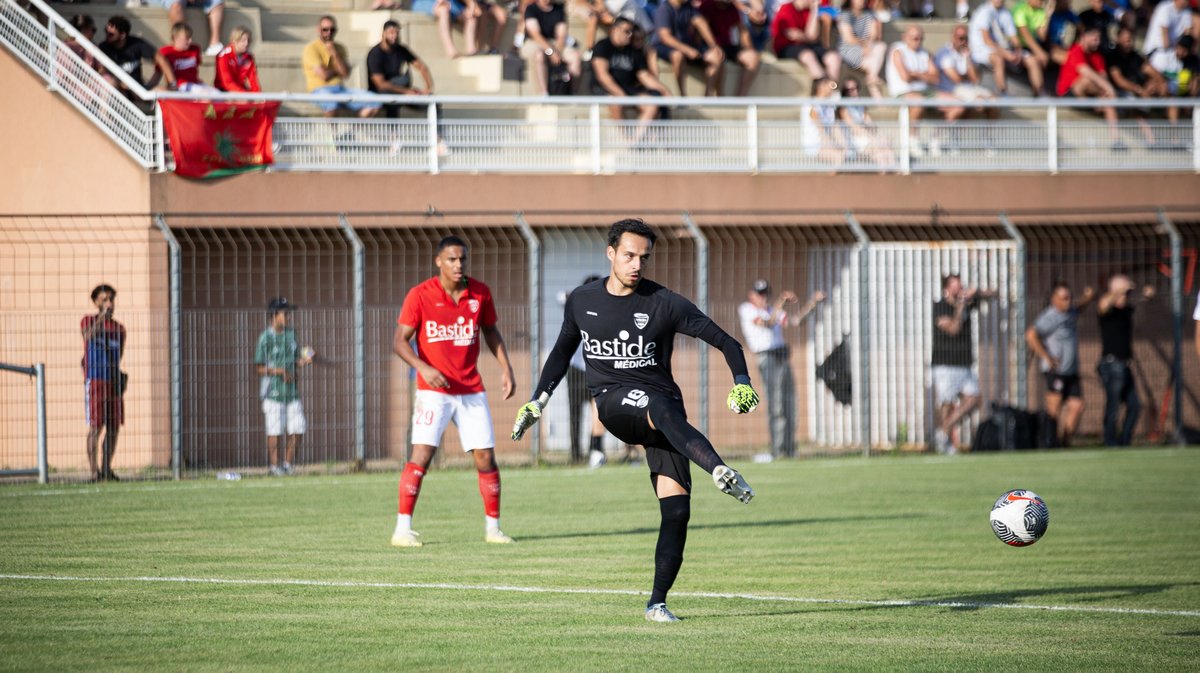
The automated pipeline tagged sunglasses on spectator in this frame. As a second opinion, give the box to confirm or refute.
[321,26,337,34]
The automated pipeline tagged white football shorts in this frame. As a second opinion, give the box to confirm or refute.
[410,389,495,451]
[932,365,980,405]
[262,399,306,437]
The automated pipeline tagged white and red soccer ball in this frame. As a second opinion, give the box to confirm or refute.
[990,489,1049,547]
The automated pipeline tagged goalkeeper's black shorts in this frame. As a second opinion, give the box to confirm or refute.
[596,385,692,492]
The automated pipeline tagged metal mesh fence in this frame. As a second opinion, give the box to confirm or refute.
[1,209,1197,483]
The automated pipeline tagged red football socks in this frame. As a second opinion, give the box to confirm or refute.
[397,462,426,516]
[477,469,501,519]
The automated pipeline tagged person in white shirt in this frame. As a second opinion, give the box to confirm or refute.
[969,0,1046,95]
[1144,0,1194,74]
[737,279,825,461]
[887,25,963,158]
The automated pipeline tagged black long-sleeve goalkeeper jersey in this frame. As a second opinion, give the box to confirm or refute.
[533,277,750,401]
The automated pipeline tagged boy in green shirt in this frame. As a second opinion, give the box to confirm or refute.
[254,297,313,475]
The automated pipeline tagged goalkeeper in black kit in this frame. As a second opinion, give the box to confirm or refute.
[511,218,760,623]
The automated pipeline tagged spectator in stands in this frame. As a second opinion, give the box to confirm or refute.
[1012,0,1051,75]
[592,17,672,144]
[1144,0,1194,76]
[838,78,896,167]
[1078,0,1117,48]
[1027,281,1095,447]
[1057,26,1124,149]
[368,20,435,114]
[1158,34,1200,98]
[100,15,172,96]
[800,77,846,166]
[1108,26,1172,128]
[414,0,508,59]
[214,25,260,93]
[302,16,381,118]
[1096,274,1154,446]
[772,0,842,83]
[82,284,125,482]
[969,0,1046,96]
[931,274,997,454]
[255,297,313,477]
[887,25,963,158]
[579,0,654,52]
[522,0,583,95]
[372,0,403,8]
[936,24,998,110]
[148,0,226,58]
[158,22,217,92]
[64,14,97,70]
[699,0,761,96]
[838,0,887,98]
[652,0,726,96]
[742,0,773,52]
[815,0,839,50]
[1044,0,1079,66]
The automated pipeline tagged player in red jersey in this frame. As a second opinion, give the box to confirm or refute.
[390,236,516,547]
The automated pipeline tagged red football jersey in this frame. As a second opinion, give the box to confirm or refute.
[398,277,498,394]
[159,44,202,85]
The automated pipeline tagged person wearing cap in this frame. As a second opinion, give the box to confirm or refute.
[737,280,826,461]
[254,297,313,476]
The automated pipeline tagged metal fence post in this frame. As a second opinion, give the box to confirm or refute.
[899,106,911,175]
[1193,107,1199,173]
[590,103,601,175]
[153,215,183,479]
[1047,106,1059,174]
[845,212,871,455]
[338,214,367,467]
[154,103,166,173]
[682,213,710,435]
[747,104,759,172]
[515,213,542,463]
[1158,209,1185,444]
[35,363,46,484]
[427,103,440,175]
[999,213,1027,409]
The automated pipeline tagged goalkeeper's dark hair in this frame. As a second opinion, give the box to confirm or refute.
[436,235,468,253]
[107,15,131,35]
[607,218,657,249]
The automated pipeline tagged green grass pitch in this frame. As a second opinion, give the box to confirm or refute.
[1,448,1198,672]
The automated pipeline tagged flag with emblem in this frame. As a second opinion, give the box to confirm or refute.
[160,100,280,179]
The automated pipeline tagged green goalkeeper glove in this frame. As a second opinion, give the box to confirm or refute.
[727,383,760,414]
[511,398,545,441]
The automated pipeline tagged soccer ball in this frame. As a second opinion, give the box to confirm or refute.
[989,489,1049,547]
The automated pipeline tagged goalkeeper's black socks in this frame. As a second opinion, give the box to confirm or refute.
[649,400,723,474]
[589,435,603,454]
[649,494,690,607]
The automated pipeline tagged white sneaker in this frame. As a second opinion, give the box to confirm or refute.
[933,430,957,455]
[205,43,223,58]
[268,464,284,477]
[645,603,679,622]
[485,530,514,544]
[280,462,294,476]
[390,529,422,547]
[588,449,607,469]
[712,465,754,504]
[752,452,774,464]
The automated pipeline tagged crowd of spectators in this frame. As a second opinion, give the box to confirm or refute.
[39,0,1200,146]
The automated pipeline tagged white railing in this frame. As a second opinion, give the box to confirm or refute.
[0,0,158,167]
[4,0,1199,175]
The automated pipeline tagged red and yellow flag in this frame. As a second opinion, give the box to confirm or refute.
[160,100,280,179]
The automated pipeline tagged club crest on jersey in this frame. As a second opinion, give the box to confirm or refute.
[424,317,478,346]
[467,299,480,314]
[633,313,649,329]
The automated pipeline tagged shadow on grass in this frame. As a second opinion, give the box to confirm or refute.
[516,513,924,542]
[924,582,1200,612]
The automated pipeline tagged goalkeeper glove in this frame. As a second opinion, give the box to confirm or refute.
[511,396,546,440]
[727,383,760,414]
